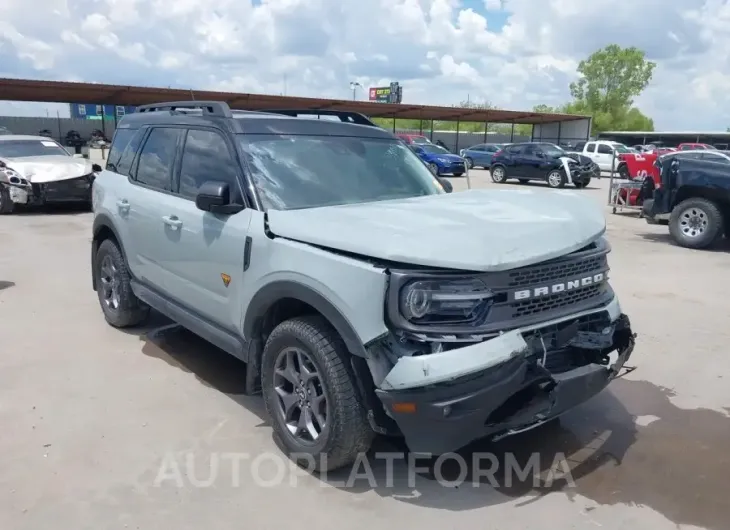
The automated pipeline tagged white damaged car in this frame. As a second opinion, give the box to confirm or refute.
[0,135,100,214]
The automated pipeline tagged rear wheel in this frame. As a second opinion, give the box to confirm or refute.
[669,198,724,249]
[465,157,474,169]
[491,165,507,183]
[546,169,566,188]
[95,239,150,327]
[261,315,374,472]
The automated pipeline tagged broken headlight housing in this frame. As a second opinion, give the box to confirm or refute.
[399,278,495,325]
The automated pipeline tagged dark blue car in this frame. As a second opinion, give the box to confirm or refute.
[409,144,466,176]
[459,143,505,169]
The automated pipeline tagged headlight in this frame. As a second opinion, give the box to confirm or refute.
[399,278,495,324]
[436,157,450,163]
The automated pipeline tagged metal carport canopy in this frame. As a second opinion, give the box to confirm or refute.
[0,78,589,125]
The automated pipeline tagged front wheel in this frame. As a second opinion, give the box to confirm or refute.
[491,165,507,183]
[428,162,439,175]
[453,172,464,177]
[465,157,474,169]
[546,169,566,188]
[261,316,374,472]
[669,198,724,249]
[618,165,630,180]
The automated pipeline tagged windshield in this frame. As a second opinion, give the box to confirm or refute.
[541,144,565,157]
[612,144,631,153]
[411,136,431,144]
[238,135,445,210]
[0,139,69,158]
[419,144,450,155]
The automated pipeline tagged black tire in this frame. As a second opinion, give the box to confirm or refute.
[428,162,439,175]
[518,179,529,185]
[94,239,150,327]
[465,157,474,169]
[261,315,373,472]
[453,172,464,177]
[0,186,15,214]
[546,169,566,188]
[491,165,507,183]
[574,178,590,189]
[669,198,724,249]
[618,165,630,180]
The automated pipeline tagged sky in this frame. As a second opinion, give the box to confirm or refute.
[0,0,729,130]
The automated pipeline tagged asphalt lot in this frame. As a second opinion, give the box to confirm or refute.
[1,169,729,530]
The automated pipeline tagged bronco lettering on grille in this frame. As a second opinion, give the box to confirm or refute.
[513,273,605,300]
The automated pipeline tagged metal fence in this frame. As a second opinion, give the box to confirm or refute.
[0,116,117,144]
[0,116,533,153]
[394,129,531,153]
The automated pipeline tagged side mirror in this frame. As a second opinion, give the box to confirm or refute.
[195,180,244,214]
[438,177,453,193]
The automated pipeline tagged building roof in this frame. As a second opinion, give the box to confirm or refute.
[0,78,589,125]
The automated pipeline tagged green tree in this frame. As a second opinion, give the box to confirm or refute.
[570,44,656,114]
[566,45,656,133]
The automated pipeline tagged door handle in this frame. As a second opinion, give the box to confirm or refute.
[116,199,130,213]
[162,215,182,230]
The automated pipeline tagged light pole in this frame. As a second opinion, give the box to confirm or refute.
[349,82,361,101]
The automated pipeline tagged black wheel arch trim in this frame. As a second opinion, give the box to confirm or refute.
[244,280,369,359]
[91,214,127,291]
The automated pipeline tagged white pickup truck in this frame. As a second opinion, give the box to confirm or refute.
[572,140,632,177]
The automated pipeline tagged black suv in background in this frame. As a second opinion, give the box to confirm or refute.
[489,142,596,189]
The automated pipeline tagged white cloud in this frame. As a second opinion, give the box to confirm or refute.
[0,0,728,129]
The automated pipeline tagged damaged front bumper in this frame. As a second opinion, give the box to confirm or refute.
[1,173,95,206]
[374,296,636,454]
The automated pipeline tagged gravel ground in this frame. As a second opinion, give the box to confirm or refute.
[0,170,728,530]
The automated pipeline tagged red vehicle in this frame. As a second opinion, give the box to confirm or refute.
[677,143,715,150]
[396,134,431,145]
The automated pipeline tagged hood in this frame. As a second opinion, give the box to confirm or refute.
[0,155,94,183]
[436,153,464,162]
[267,189,606,272]
[561,152,593,166]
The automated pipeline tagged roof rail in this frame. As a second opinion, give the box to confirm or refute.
[136,101,232,117]
[264,109,377,127]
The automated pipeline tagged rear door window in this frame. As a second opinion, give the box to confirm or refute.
[133,127,182,191]
[585,142,596,153]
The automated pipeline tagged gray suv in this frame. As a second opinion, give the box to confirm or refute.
[91,101,636,471]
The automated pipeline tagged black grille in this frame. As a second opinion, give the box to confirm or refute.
[508,254,606,288]
[513,284,604,317]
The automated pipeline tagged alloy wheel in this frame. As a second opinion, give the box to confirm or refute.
[99,254,121,310]
[273,346,328,444]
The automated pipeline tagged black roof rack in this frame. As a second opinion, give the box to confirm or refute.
[264,109,377,127]
[136,101,232,117]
